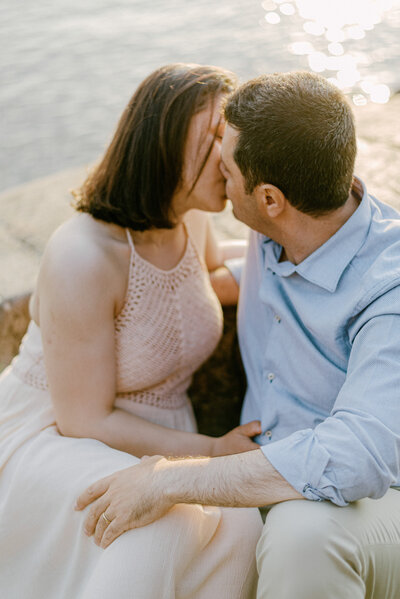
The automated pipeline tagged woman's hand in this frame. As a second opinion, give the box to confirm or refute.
[75,456,174,549]
[211,420,261,456]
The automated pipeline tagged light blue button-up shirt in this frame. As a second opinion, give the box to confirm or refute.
[233,180,400,506]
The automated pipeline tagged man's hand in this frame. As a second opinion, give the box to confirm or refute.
[75,450,303,549]
[75,456,173,549]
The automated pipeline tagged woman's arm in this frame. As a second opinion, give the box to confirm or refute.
[37,225,258,458]
[205,218,247,305]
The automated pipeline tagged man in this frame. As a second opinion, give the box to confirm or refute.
[76,72,400,598]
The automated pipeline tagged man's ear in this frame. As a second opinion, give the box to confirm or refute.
[254,183,286,218]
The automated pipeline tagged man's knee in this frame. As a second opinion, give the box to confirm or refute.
[256,500,362,585]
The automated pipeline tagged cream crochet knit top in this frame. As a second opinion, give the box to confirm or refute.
[12,227,223,410]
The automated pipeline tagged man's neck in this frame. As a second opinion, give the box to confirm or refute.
[279,188,360,265]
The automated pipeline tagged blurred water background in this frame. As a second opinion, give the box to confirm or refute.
[1,0,399,193]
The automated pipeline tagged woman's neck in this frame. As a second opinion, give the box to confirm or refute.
[129,221,188,271]
[130,221,184,248]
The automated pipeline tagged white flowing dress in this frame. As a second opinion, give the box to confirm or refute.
[0,228,262,599]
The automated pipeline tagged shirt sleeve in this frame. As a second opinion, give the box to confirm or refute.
[224,257,245,286]
[261,301,400,506]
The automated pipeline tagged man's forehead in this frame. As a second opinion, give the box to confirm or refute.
[222,124,238,158]
[223,124,238,143]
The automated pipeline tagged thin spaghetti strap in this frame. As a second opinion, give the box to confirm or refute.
[125,228,135,252]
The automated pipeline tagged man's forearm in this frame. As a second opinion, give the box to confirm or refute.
[162,449,303,507]
[76,448,303,548]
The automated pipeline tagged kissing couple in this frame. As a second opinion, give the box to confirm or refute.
[1,64,400,599]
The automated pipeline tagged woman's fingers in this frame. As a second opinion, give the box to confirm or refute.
[75,476,111,511]
[236,420,262,437]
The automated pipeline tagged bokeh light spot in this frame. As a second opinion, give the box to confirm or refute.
[337,67,361,87]
[261,0,277,11]
[289,41,315,55]
[308,52,327,72]
[279,3,296,15]
[264,11,281,24]
[325,28,345,42]
[360,80,374,93]
[352,94,368,106]
[346,25,366,39]
[260,0,396,104]
[328,42,344,56]
[303,21,325,36]
[369,84,391,103]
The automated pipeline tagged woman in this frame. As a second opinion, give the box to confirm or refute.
[0,64,262,598]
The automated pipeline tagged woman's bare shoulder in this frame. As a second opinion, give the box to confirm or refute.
[32,214,130,320]
[41,215,120,277]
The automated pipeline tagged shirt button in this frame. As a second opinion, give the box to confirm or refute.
[267,373,275,382]
[265,430,272,439]
[274,314,281,323]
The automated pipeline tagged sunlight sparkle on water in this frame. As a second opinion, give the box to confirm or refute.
[261,0,398,104]
[289,41,315,55]
[261,0,278,11]
[325,28,345,42]
[294,0,390,29]
[279,3,296,15]
[328,42,345,56]
[360,80,375,93]
[307,52,327,72]
[337,67,361,87]
[303,21,325,35]
[265,11,281,24]
[369,83,391,103]
[346,25,366,39]
[353,94,368,106]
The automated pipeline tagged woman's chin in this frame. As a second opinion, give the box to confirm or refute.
[192,194,227,213]
[210,197,228,213]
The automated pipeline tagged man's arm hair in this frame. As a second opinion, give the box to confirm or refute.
[163,449,303,507]
[76,448,303,548]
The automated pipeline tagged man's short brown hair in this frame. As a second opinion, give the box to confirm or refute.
[224,71,357,215]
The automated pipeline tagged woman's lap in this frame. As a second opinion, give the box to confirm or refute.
[0,426,261,599]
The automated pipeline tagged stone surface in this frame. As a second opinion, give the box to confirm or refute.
[0,293,30,372]
[0,166,86,299]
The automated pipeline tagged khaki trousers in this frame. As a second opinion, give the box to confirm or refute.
[256,489,400,599]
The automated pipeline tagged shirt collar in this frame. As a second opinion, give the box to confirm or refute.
[261,178,371,293]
